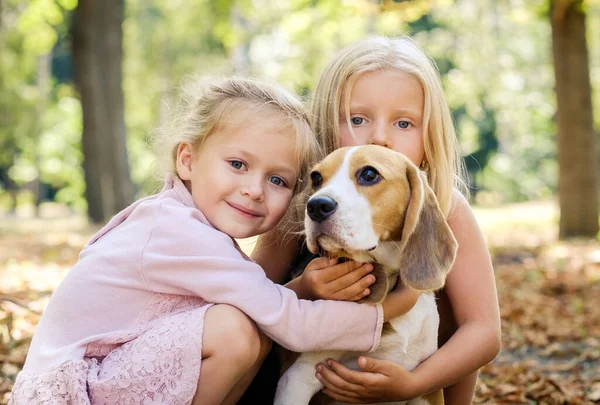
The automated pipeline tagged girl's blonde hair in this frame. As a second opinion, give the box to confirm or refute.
[311,35,467,216]
[154,76,321,194]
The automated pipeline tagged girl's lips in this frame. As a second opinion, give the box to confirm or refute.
[226,202,262,218]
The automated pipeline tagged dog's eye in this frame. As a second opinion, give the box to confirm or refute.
[310,171,323,188]
[356,166,381,185]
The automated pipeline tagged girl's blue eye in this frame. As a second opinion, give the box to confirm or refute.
[397,121,411,129]
[351,117,364,125]
[269,176,287,187]
[229,160,245,170]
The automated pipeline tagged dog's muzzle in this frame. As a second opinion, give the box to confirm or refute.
[306,196,338,223]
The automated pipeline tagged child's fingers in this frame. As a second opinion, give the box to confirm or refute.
[329,265,375,293]
[306,256,337,271]
[332,278,374,301]
[316,363,363,394]
[319,260,366,283]
[347,289,370,302]
[333,283,371,301]
[327,359,377,386]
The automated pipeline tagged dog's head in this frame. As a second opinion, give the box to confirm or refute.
[304,145,457,292]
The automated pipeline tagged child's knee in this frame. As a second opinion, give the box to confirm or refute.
[206,304,265,365]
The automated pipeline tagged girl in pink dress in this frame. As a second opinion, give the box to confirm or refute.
[9,77,386,405]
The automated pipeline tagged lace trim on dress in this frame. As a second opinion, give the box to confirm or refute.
[9,360,91,405]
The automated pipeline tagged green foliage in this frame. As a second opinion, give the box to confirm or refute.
[1,0,598,212]
[0,0,83,210]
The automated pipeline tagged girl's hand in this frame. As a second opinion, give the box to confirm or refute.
[297,257,375,301]
[315,357,420,403]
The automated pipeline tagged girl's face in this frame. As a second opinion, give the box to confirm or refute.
[339,69,425,166]
[177,112,298,239]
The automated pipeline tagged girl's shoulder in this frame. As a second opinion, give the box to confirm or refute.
[446,188,487,244]
[151,196,233,249]
[448,188,473,224]
[446,188,490,257]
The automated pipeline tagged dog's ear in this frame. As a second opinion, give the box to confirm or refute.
[397,164,458,291]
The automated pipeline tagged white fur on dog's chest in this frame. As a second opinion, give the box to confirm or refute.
[374,294,439,371]
[337,294,438,370]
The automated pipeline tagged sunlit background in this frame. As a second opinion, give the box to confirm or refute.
[0,0,599,404]
[1,0,598,211]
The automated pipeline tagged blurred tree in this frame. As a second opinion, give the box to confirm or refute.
[405,12,500,197]
[0,0,84,213]
[452,101,498,197]
[550,0,599,238]
[72,0,134,223]
[0,0,52,213]
[0,0,16,212]
[32,53,51,216]
[1,0,598,214]
[426,1,558,203]
[121,0,233,193]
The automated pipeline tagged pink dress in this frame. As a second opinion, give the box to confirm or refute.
[9,176,383,405]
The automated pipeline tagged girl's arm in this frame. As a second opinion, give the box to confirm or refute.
[380,281,421,319]
[143,200,386,354]
[251,230,299,284]
[315,192,501,404]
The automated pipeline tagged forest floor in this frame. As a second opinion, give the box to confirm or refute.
[0,201,599,404]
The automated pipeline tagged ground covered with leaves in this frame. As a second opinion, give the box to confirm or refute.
[1,203,599,404]
[477,242,600,404]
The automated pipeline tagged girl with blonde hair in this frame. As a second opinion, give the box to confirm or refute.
[10,77,388,405]
[251,36,501,404]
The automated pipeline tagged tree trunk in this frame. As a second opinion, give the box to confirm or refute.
[72,0,134,223]
[550,0,599,239]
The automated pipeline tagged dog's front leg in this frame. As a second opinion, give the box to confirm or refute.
[274,351,341,405]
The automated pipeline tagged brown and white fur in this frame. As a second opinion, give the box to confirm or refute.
[274,145,458,405]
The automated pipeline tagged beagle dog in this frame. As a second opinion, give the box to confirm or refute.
[274,145,458,405]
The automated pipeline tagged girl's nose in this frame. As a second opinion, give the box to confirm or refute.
[369,123,391,149]
[240,179,265,202]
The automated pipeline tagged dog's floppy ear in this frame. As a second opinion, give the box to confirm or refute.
[397,164,458,291]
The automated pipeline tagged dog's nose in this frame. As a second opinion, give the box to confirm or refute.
[307,196,338,223]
